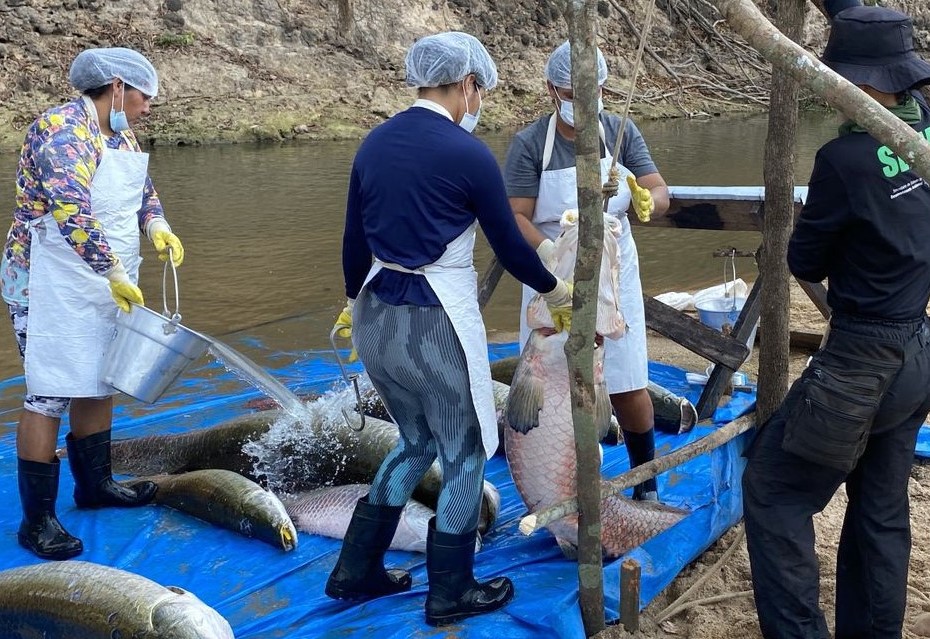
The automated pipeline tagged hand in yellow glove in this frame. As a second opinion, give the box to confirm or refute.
[106,262,144,313]
[334,299,357,362]
[148,219,184,267]
[627,174,654,223]
[541,279,573,333]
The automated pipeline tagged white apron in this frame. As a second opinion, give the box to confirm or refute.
[519,112,648,394]
[359,222,498,459]
[25,145,148,397]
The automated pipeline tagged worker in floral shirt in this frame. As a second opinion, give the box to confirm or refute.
[0,47,184,561]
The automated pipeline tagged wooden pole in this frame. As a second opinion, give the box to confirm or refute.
[620,559,642,632]
[757,0,806,423]
[520,413,756,535]
[708,0,930,183]
[564,0,606,634]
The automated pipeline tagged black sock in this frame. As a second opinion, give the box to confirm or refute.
[622,427,657,497]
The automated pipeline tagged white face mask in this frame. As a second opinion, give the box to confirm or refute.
[556,92,604,128]
[459,82,481,133]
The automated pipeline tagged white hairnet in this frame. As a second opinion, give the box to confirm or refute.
[544,40,608,89]
[405,32,498,90]
[69,47,159,97]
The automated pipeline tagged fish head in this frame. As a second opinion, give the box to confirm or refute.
[527,209,626,339]
[152,587,235,638]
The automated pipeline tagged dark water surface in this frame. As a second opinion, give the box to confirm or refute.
[0,112,838,418]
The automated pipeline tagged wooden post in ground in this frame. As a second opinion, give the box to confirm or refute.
[621,559,642,632]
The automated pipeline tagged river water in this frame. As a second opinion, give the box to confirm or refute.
[0,112,839,418]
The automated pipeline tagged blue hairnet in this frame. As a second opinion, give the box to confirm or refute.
[69,47,159,97]
[405,32,498,89]
[544,40,609,89]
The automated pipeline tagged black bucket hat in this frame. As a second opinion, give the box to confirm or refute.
[822,5,930,94]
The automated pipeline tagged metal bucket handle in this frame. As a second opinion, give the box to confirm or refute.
[722,248,738,312]
[161,247,183,335]
[329,324,365,432]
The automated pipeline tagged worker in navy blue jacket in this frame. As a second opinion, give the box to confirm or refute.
[743,6,930,638]
[324,32,573,627]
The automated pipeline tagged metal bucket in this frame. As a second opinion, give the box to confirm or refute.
[695,295,759,349]
[102,253,210,403]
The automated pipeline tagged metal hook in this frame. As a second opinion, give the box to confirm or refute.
[329,325,365,432]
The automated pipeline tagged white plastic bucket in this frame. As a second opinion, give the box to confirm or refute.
[695,296,759,349]
[102,304,210,403]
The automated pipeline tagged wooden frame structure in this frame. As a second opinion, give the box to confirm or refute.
[478,185,830,420]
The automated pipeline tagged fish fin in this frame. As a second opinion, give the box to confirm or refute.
[506,365,545,435]
[594,380,613,440]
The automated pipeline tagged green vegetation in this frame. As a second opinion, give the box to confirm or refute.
[155,32,196,48]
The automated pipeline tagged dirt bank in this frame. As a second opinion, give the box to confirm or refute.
[0,0,925,152]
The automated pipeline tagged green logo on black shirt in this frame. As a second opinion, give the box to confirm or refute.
[878,125,930,178]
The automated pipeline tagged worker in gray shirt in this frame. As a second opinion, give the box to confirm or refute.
[503,40,670,501]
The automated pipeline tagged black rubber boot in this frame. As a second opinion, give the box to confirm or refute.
[66,431,157,509]
[623,427,659,501]
[425,518,514,627]
[324,496,412,600]
[17,457,83,560]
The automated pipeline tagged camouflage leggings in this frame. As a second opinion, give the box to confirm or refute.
[7,304,71,418]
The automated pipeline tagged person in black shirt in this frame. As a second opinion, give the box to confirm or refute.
[743,6,930,638]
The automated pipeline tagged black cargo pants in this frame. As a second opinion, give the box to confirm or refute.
[743,315,930,639]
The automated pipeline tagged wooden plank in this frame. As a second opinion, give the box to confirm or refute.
[794,278,831,319]
[644,295,749,370]
[696,271,765,419]
[790,329,825,351]
[630,186,807,232]
[477,258,505,310]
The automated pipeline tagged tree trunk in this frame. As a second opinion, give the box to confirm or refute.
[757,0,806,423]
[709,0,930,183]
[564,0,605,635]
[336,0,354,38]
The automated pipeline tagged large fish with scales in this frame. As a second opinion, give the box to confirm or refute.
[129,469,298,551]
[0,561,234,638]
[505,211,687,558]
[282,483,488,553]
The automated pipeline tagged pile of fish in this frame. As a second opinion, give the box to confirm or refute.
[0,561,234,638]
[100,390,503,550]
[505,211,688,558]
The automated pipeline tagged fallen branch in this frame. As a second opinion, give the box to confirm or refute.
[656,525,746,623]
[519,413,756,535]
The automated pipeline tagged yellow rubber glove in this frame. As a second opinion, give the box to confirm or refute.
[105,262,144,313]
[148,219,184,267]
[541,279,573,333]
[627,174,654,223]
[334,299,357,363]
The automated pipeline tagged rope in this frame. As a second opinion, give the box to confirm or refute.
[602,0,658,209]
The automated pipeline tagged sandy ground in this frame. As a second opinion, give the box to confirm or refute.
[595,282,930,638]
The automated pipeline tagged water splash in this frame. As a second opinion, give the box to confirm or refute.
[207,338,311,420]
[242,375,376,494]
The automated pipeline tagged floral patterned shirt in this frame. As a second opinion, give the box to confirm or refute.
[1,96,165,306]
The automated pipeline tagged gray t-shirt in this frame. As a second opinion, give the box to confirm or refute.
[504,112,658,198]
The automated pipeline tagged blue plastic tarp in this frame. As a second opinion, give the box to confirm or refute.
[0,341,757,638]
